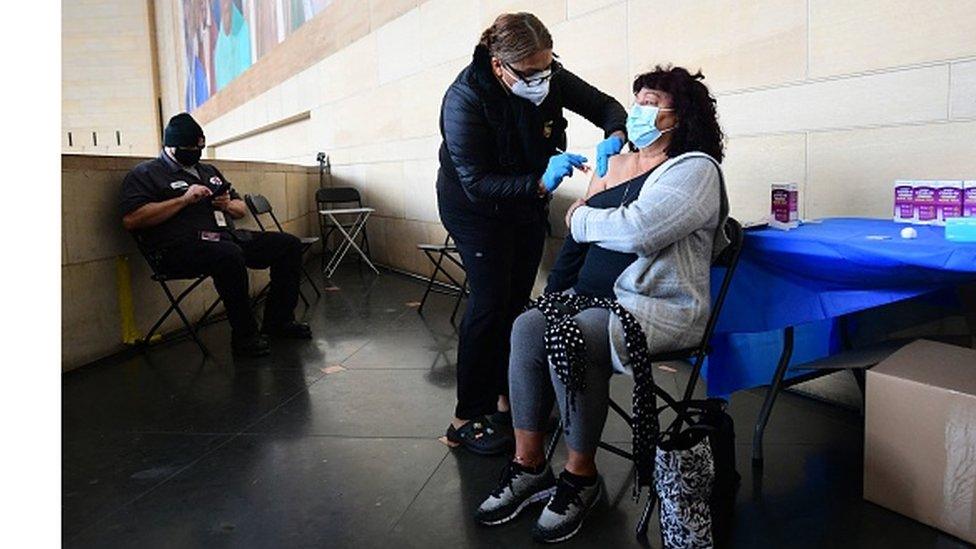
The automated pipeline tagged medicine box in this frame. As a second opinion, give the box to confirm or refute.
[770,183,798,229]
[893,180,914,223]
[912,180,937,224]
[964,181,976,218]
[934,180,963,226]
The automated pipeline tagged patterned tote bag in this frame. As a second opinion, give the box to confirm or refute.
[655,399,739,548]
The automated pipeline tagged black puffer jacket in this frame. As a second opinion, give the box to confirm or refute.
[437,45,627,224]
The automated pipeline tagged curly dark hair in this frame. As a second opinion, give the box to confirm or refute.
[631,66,724,162]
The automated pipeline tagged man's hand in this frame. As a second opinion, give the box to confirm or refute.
[212,193,231,211]
[182,184,212,204]
[565,198,586,229]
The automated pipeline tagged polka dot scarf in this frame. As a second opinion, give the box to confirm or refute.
[526,292,659,496]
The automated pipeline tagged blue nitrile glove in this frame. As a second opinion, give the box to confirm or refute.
[541,152,588,193]
[595,135,625,177]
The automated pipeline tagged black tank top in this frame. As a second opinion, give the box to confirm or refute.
[572,170,653,298]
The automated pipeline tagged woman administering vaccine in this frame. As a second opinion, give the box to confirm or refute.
[437,12,628,455]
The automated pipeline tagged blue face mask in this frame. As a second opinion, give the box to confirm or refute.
[626,103,675,149]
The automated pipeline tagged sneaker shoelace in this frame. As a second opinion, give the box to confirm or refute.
[548,477,585,515]
[490,462,523,498]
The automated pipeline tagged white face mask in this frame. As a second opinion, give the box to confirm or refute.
[503,66,551,106]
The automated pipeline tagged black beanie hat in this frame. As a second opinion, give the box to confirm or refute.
[163,113,204,147]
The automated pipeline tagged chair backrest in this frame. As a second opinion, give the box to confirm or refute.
[317,187,365,234]
[695,217,745,353]
[316,186,363,207]
[130,232,165,276]
[246,193,273,216]
[245,193,284,232]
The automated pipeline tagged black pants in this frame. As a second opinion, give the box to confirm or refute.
[444,217,546,420]
[157,230,303,338]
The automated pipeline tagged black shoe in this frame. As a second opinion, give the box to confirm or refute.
[262,321,312,339]
[445,416,513,456]
[232,334,271,357]
[475,461,556,526]
[489,410,512,427]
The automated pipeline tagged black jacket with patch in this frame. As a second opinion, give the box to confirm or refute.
[436,45,626,224]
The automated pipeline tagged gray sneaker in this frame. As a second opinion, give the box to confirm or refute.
[475,462,557,526]
[532,472,603,543]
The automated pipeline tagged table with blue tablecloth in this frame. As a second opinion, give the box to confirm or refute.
[701,217,976,463]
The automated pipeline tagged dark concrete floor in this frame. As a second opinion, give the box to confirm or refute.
[63,266,970,548]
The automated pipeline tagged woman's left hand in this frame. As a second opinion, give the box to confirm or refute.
[565,198,586,229]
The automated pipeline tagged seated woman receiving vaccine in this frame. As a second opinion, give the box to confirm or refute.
[473,66,730,544]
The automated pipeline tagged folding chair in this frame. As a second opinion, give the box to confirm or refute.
[316,152,331,188]
[131,235,223,356]
[316,187,374,274]
[244,193,322,307]
[543,218,745,539]
[417,234,467,323]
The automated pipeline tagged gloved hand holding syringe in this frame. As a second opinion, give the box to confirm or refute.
[539,148,591,195]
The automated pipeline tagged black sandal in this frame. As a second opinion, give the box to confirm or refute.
[445,416,513,456]
[489,410,512,427]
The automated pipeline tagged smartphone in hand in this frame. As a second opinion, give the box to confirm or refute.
[210,181,231,197]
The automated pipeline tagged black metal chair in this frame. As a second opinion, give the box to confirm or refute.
[316,152,331,188]
[417,234,467,323]
[244,193,322,307]
[543,217,746,539]
[315,187,372,272]
[131,235,222,356]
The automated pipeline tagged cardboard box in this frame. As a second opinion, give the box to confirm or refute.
[864,339,976,544]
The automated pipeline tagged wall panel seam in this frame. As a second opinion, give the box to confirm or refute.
[805,0,810,80]
[307,53,467,113]
[946,61,953,120]
[566,0,626,21]
[717,57,973,98]
[803,131,809,219]
[62,256,128,269]
[725,116,976,140]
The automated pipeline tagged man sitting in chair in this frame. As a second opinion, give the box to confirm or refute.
[120,113,311,357]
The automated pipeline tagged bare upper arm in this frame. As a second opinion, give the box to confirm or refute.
[585,153,634,198]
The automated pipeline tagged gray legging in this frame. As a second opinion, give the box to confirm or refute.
[509,307,613,454]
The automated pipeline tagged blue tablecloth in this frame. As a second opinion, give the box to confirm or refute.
[702,218,976,397]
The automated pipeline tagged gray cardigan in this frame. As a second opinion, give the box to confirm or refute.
[569,152,730,373]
